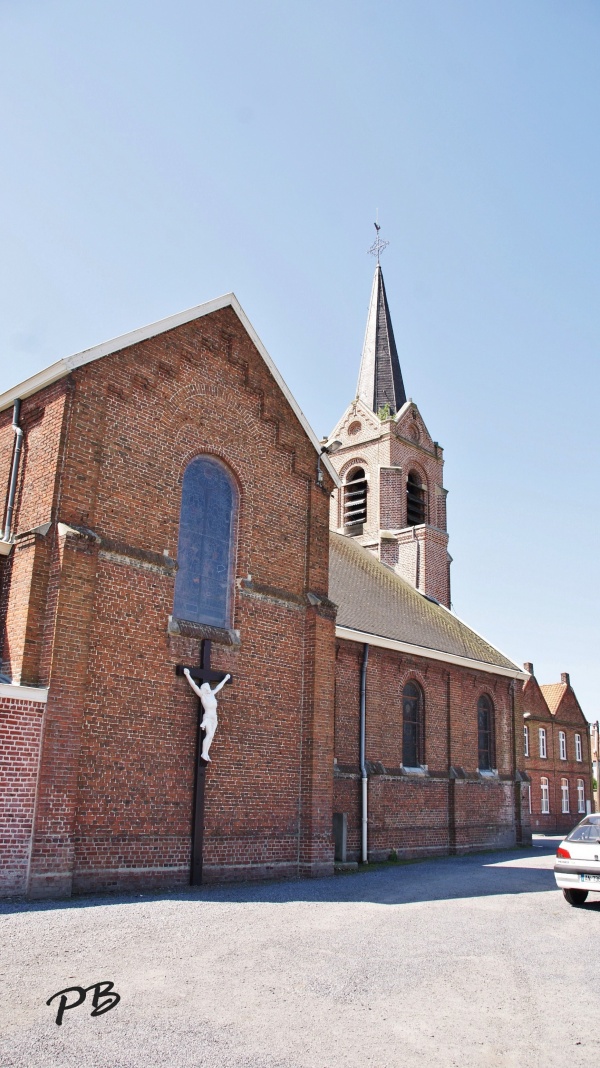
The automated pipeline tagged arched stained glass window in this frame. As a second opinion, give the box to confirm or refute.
[173,456,237,628]
[477,695,495,770]
[402,681,424,768]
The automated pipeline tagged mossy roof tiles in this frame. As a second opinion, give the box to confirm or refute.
[330,531,518,671]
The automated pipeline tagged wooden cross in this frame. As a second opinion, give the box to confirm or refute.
[176,639,233,885]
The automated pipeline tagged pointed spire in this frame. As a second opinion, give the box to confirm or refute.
[356,262,406,416]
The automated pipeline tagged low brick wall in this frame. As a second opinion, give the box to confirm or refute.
[0,691,45,896]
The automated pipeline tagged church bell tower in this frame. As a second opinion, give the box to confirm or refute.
[327,233,451,607]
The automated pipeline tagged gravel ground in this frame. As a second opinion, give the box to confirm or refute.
[1,838,598,1068]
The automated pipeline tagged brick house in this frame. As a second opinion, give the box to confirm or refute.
[0,295,338,898]
[326,260,531,861]
[522,664,592,834]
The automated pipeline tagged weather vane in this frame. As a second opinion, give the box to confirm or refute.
[367,219,389,264]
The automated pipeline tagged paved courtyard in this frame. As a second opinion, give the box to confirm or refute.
[1,838,599,1068]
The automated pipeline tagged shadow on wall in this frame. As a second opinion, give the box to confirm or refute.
[0,843,578,915]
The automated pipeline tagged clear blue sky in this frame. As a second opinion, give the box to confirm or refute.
[1,1,598,719]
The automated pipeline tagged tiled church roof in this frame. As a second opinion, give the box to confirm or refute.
[330,531,520,673]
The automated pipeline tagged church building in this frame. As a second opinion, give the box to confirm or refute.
[326,252,531,862]
[0,250,535,900]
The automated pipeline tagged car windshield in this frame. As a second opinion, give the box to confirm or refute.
[567,817,600,843]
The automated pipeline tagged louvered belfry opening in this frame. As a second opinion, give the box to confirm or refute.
[344,467,367,535]
[406,470,426,526]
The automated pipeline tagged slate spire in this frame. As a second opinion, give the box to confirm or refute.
[356,262,406,416]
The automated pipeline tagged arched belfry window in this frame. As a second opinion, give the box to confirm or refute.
[173,456,238,628]
[344,467,367,535]
[406,470,426,526]
[402,681,424,768]
[477,695,495,771]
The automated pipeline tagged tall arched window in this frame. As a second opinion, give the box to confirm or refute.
[406,470,426,526]
[477,695,495,770]
[402,681,424,768]
[344,467,367,535]
[173,456,238,628]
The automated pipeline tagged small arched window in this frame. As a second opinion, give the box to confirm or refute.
[406,470,426,526]
[541,777,550,813]
[344,467,367,535]
[477,695,495,770]
[173,456,238,628]
[402,681,424,768]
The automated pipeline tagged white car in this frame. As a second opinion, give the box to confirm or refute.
[554,814,600,905]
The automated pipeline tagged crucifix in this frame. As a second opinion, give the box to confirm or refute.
[176,639,232,885]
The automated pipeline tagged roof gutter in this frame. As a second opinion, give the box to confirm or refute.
[359,643,369,864]
[336,625,529,680]
[1,399,24,549]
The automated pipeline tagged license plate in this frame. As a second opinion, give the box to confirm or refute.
[580,874,600,883]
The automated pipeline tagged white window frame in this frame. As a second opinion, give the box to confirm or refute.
[539,727,547,759]
[577,778,585,813]
[559,730,567,761]
[541,777,550,814]
[575,733,582,762]
[523,724,529,757]
[561,778,570,814]
[527,783,532,814]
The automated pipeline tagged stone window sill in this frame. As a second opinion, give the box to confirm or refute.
[167,616,241,647]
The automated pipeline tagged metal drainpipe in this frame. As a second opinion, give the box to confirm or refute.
[360,643,369,863]
[3,399,23,542]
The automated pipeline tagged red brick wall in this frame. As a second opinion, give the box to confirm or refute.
[334,639,527,860]
[0,382,69,685]
[1,306,336,897]
[0,693,45,895]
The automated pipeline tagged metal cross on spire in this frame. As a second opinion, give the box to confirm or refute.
[367,220,389,264]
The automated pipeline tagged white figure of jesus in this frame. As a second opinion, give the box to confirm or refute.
[183,668,231,762]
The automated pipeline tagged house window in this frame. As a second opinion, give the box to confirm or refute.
[559,731,567,761]
[406,470,426,526]
[561,778,570,814]
[477,695,494,771]
[402,681,424,768]
[541,777,550,814]
[524,724,529,757]
[575,733,582,762]
[173,455,238,628]
[343,467,367,535]
[539,727,547,759]
[577,779,585,813]
[527,783,532,814]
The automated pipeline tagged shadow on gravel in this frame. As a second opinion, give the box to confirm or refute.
[1,843,573,916]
